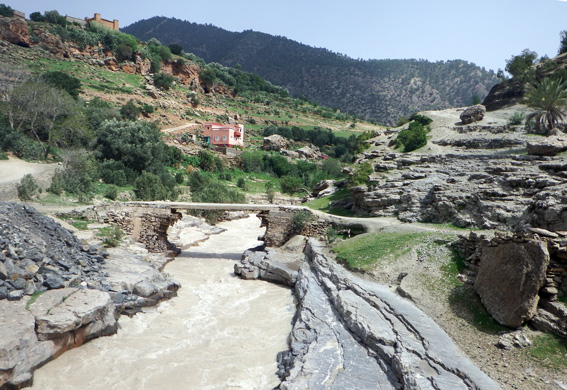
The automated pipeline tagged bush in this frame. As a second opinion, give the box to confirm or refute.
[0,4,14,17]
[104,185,118,200]
[175,172,184,184]
[292,210,315,234]
[120,99,140,121]
[133,171,170,201]
[409,113,433,126]
[507,112,525,126]
[350,162,373,186]
[49,151,99,199]
[395,121,427,152]
[41,71,81,99]
[236,177,249,191]
[168,43,183,55]
[280,175,303,195]
[100,160,130,186]
[17,174,39,201]
[97,225,124,247]
[154,73,174,90]
[3,133,45,160]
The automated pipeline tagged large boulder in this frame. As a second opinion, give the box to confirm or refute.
[475,239,550,327]
[526,136,567,156]
[263,134,289,151]
[460,104,486,124]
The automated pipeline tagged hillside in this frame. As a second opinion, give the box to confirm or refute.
[123,16,499,125]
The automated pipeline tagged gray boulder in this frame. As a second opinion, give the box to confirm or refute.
[263,134,289,151]
[526,136,567,156]
[475,239,550,327]
[460,104,486,124]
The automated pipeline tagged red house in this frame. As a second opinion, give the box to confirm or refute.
[203,123,244,147]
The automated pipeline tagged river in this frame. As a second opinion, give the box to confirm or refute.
[27,216,295,390]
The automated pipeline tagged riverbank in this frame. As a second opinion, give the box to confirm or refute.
[23,215,294,390]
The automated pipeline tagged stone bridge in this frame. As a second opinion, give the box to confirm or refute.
[75,201,367,253]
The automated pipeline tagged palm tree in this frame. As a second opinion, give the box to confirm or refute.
[524,77,567,135]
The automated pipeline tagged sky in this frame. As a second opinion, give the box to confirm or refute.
[7,0,567,73]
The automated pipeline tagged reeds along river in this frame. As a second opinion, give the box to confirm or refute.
[26,216,295,390]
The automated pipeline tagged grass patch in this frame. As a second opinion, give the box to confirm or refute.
[528,334,567,368]
[25,290,44,310]
[332,231,433,271]
[96,225,124,247]
[305,188,354,216]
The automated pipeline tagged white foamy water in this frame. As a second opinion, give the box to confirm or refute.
[27,216,295,390]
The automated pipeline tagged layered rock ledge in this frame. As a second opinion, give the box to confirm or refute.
[236,239,500,389]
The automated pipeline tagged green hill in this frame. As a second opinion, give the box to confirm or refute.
[123,16,499,125]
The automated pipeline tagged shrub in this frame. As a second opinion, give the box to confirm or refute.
[154,73,174,90]
[236,177,249,191]
[175,172,184,184]
[41,71,81,99]
[97,225,124,247]
[350,162,373,186]
[134,171,170,201]
[292,210,315,234]
[120,99,140,121]
[280,175,303,195]
[104,185,118,200]
[17,174,39,201]
[168,43,183,55]
[100,160,129,186]
[507,112,525,126]
[505,49,537,83]
[0,4,14,17]
[409,113,433,126]
[49,151,99,198]
[29,12,44,22]
[395,121,427,152]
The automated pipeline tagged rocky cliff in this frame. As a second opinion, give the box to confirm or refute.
[235,239,501,389]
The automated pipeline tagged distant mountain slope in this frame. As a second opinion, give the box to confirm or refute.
[123,17,499,124]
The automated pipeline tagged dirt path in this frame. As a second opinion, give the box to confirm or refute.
[0,156,58,201]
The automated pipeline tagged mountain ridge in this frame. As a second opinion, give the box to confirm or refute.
[123,16,499,125]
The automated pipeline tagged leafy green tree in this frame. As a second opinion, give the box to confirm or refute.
[2,80,90,158]
[41,71,81,99]
[280,175,303,195]
[120,99,140,120]
[505,49,537,83]
[168,43,183,55]
[29,12,44,22]
[49,151,99,200]
[0,4,14,17]
[154,73,174,90]
[395,121,427,152]
[95,119,177,175]
[43,10,67,26]
[524,78,567,135]
[559,31,567,55]
[134,171,171,200]
[350,162,373,186]
[17,174,39,201]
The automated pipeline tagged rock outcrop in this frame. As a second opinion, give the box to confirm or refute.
[455,231,567,336]
[263,134,290,151]
[236,239,501,389]
[475,238,550,327]
[460,104,486,124]
[351,153,567,230]
[0,288,118,389]
[0,202,182,388]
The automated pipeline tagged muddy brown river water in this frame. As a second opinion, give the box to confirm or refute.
[26,216,295,390]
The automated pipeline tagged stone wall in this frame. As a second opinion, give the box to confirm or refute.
[81,205,182,253]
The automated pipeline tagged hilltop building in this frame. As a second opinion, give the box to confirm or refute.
[84,13,119,31]
[203,123,244,148]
